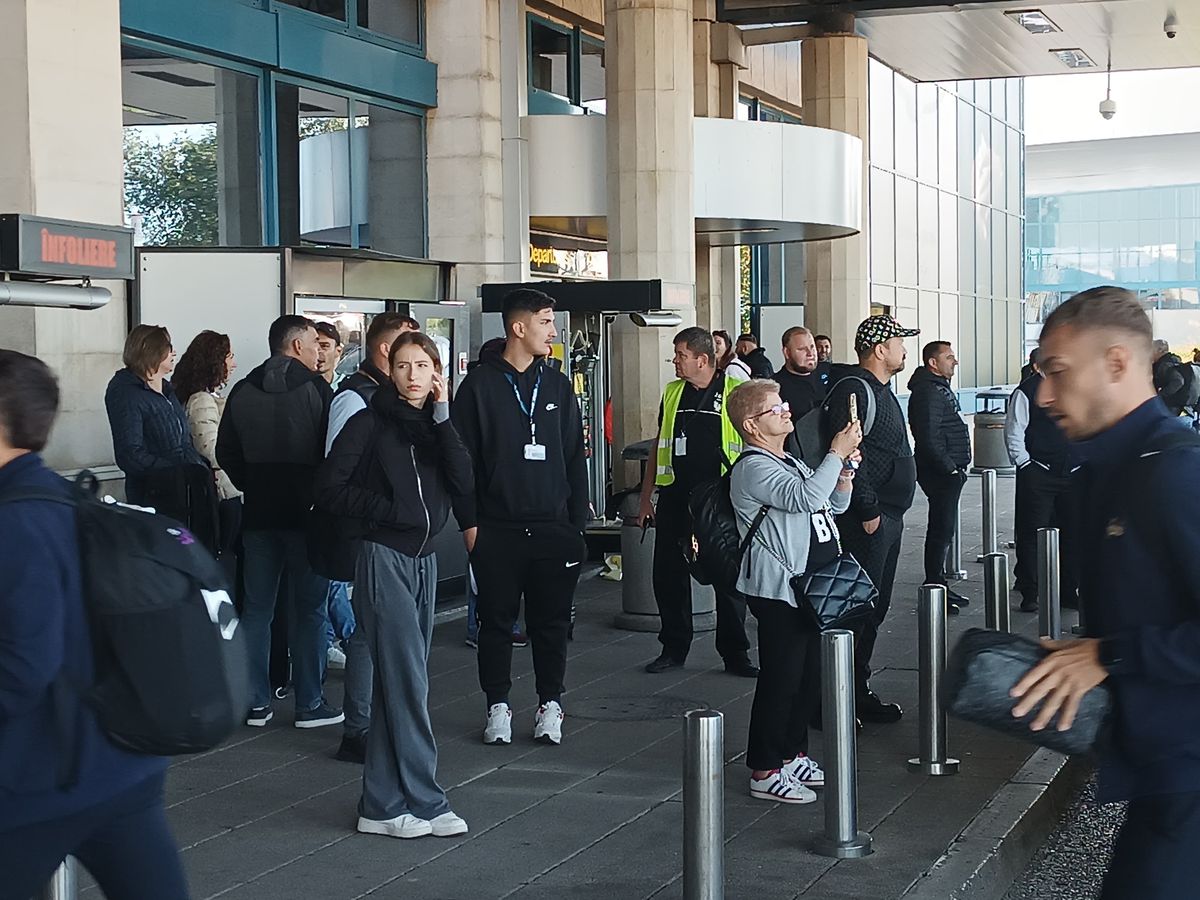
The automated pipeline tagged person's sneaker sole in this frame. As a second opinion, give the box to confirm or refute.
[483,733,512,745]
[295,712,345,729]
[246,709,273,727]
[357,815,431,839]
[535,732,561,746]
[749,787,817,805]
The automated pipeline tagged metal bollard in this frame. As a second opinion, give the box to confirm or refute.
[983,552,1011,633]
[944,500,968,581]
[1038,528,1062,640]
[908,585,961,776]
[683,709,724,900]
[977,468,998,561]
[38,859,77,900]
[813,630,873,859]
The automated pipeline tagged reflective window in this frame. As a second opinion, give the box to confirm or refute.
[580,39,605,113]
[917,184,938,287]
[364,103,425,256]
[938,91,956,190]
[121,44,262,246]
[894,75,917,177]
[530,20,571,100]
[917,83,937,184]
[870,169,895,284]
[895,177,918,284]
[357,0,421,45]
[869,59,894,170]
[276,85,350,245]
[278,0,346,22]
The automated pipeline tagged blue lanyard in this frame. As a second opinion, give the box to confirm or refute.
[506,369,542,444]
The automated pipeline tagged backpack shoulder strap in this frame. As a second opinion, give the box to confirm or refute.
[825,375,877,436]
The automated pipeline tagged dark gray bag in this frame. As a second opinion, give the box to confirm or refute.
[944,628,1111,756]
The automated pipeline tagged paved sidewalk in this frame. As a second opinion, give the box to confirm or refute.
[84,473,1071,900]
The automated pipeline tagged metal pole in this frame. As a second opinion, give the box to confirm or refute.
[38,859,77,900]
[908,585,961,776]
[944,499,968,581]
[983,552,1011,633]
[977,468,998,561]
[813,630,873,859]
[1038,527,1062,640]
[683,709,724,900]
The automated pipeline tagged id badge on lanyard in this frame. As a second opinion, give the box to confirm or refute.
[509,370,545,462]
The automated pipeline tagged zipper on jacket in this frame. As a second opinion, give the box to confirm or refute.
[411,445,432,555]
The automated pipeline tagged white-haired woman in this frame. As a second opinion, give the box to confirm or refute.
[727,378,862,804]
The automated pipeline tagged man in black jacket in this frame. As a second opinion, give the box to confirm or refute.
[736,333,775,378]
[217,315,341,730]
[908,341,971,610]
[826,315,920,723]
[774,326,828,420]
[452,289,588,747]
[1010,286,1200,898]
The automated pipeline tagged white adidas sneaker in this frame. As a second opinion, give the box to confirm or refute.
[749,769,817,804]
[784,754,825,788]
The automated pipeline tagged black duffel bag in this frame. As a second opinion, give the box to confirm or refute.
[944,628,1112,756]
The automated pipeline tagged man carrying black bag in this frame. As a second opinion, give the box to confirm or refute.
[1010,286,1200,900]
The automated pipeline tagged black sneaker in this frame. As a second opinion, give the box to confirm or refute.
[724,659,760,678]
[858,691,903,724]
[336,731,367,764]
[295,702,345,729]
[1018,593,1038,613]
[246,706,273,727]
[947,588,970,606]
[644,654,684,674]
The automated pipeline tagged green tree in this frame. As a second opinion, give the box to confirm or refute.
[123,127,219,246]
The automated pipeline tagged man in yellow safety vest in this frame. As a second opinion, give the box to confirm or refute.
[637,327,757,676]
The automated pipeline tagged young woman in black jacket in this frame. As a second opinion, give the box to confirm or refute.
[316,331,474,841]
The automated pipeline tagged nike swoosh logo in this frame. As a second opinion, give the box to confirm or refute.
[565,561,581,568]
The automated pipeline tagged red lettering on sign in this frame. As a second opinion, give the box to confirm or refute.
[39,230,119,270]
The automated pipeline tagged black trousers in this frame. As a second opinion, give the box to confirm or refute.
[652,493,750,665]
[838,511,905,696]
[1101,791,1200,899]
[1013,464,1077,603]
[918,471,967,585]
[745,597,820,771]
[472,523,583,707]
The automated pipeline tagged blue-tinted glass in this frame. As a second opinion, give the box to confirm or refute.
[1099,191,1120,221]
[1121,190,1139,222]
[1180,186,1197,218]
[1180,249,1196,281]
[1079,193,1099,222]
[1060,195,1080,222]
[1026,197,1040,221]
[1160,188,1178,220]
[1099,221,1119,251]
[1142,220,1161,248]
[1139,189,1159,221]
[1182,219,1197,252]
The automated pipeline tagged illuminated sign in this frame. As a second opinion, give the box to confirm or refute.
[0,214,135,280]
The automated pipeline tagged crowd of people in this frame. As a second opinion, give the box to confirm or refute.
[5,285,1200,897]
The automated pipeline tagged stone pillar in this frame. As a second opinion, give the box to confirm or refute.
[425,0,506,345]
[801,34,869,361]
[215,70,262,246]
[0,0,127,470]
[605,0,696,490]
[499,0,531,290]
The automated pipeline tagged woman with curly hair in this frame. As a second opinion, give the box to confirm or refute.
[174,331,240,571]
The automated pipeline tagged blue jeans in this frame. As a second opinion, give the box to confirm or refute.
[242,530,330,711]
[325,580,355,647]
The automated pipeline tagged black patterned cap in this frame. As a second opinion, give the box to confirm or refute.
[854,315,920,354]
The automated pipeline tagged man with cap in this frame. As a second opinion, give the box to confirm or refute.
[824,315,921,724]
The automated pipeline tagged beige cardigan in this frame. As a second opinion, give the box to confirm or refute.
[185,391,241,501]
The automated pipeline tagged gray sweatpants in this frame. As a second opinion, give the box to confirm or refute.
[353,541,450,822]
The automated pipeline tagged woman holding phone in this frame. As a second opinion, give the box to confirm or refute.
[726,379,862,804]
[316,332,474,840]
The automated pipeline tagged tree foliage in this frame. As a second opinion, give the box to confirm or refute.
[123,127,219,246]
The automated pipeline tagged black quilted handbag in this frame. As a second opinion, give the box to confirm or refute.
[791,555,878,632]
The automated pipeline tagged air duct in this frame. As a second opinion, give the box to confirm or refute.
[0,281,111,309]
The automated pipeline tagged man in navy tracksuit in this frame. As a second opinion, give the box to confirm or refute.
[1011,286,1200,899]
[0,351,188,900]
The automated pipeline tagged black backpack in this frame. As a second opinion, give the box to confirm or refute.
[791,375,877,469]
[0,474,248,759]
[685,455,768,594]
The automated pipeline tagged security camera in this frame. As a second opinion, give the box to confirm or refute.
[1165,14,1179,39]
[1099,97,1117,120]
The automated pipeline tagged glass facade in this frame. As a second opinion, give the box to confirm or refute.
[1026,183,1200,356]
[869,61,1025,389]
[527,14,606,115]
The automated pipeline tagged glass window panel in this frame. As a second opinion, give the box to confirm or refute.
[896,177,918,285]
[357,0,420,44]
[917,184,938,287]
[364,103,425,256]
[1120,219,1139,248]
[991,79,1006,119]
[1079,192,1099,222]
[939,191,958,290]
[872,284,896,312]
[917,291,940,347]
[992,301,1007,382]
[1140,189,1160,221]
[957,80,974,101]
[1007,301,1022,383]
[278,0,346,21]
[1181,219,1197,252]
[897,287,918,313]
[277,84,350,245]
[938,90,956,190]
[1099,191,1120,220]
[1060,194,1080,223]
[974,80,991,112]
[1160,187,1178,221]
[957,297,977,386]
[992,208,1006,298]
[1142,220,1161,248]
[940,293,960,353]
[122,45,262,247]
[1008,215,1022,301]
[580,39,605,113]
[959,197,975,294]
[1180,186,1197,218]
[974,109,991,204]
[1121,190,1139,221]
[1007,128,1021,213]
[976,203,992,295]
[870,168,896,283]
[894,75,917,177]
[1007,78,1022,129]
[869,58,894,169]
[917,82,938,183]
[1180,249,1196,282]
[529,20,571,100]
[992,118,1006,209]
[957,100,974,200]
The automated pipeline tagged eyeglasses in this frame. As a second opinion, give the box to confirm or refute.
[748,401,790,420]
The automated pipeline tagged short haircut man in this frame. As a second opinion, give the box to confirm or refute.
[738,333,759,347]
[674,326,716,366]
[781,326,811,348]
[269,315,316,355]
[921,341,951,366]
[502,288,556,330]
[365,312,418,350]
[0,351,59,451]
[314,320,342,347]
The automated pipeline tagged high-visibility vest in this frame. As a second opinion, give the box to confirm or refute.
[655,374,744,487]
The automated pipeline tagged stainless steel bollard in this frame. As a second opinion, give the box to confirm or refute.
[944,500,968,581]
[683,709,724,900]
[983,552,1011,633]
[38,859,77,900]
[908,585,961,776]
[1038,528,1062,640]
[813,630,873,859]
[977,468,998,561]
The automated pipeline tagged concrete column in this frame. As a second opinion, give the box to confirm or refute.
[215,70,262,246]
[425,0,506,345]
[605,0,696,489]
[0,0,126,470]
[801,34,869,361]
[499,0,531,290]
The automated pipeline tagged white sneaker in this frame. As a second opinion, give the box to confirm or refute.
[533,701,564,745]
[428,811,469,837]
[327,643,346,670]
[483,703,512,745]
[357,814,432,839]
[749,769,817,804]
[784,754,825,787]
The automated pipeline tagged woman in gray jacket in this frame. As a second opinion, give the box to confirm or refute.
[728,379,862,805]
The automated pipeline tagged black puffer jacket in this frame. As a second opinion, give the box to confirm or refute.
[315,386,474,557]
[907,367,971,478]
[740,347,775,379]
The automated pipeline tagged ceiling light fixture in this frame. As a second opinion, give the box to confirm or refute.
[1004,10,1061,35]
[1050,48,1096,69]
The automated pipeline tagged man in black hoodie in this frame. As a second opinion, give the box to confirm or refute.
[217,315,342,730]
[452,289,588,747]
[908,341,971,610]
[826,315,920,723]
[736,333,775,378]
